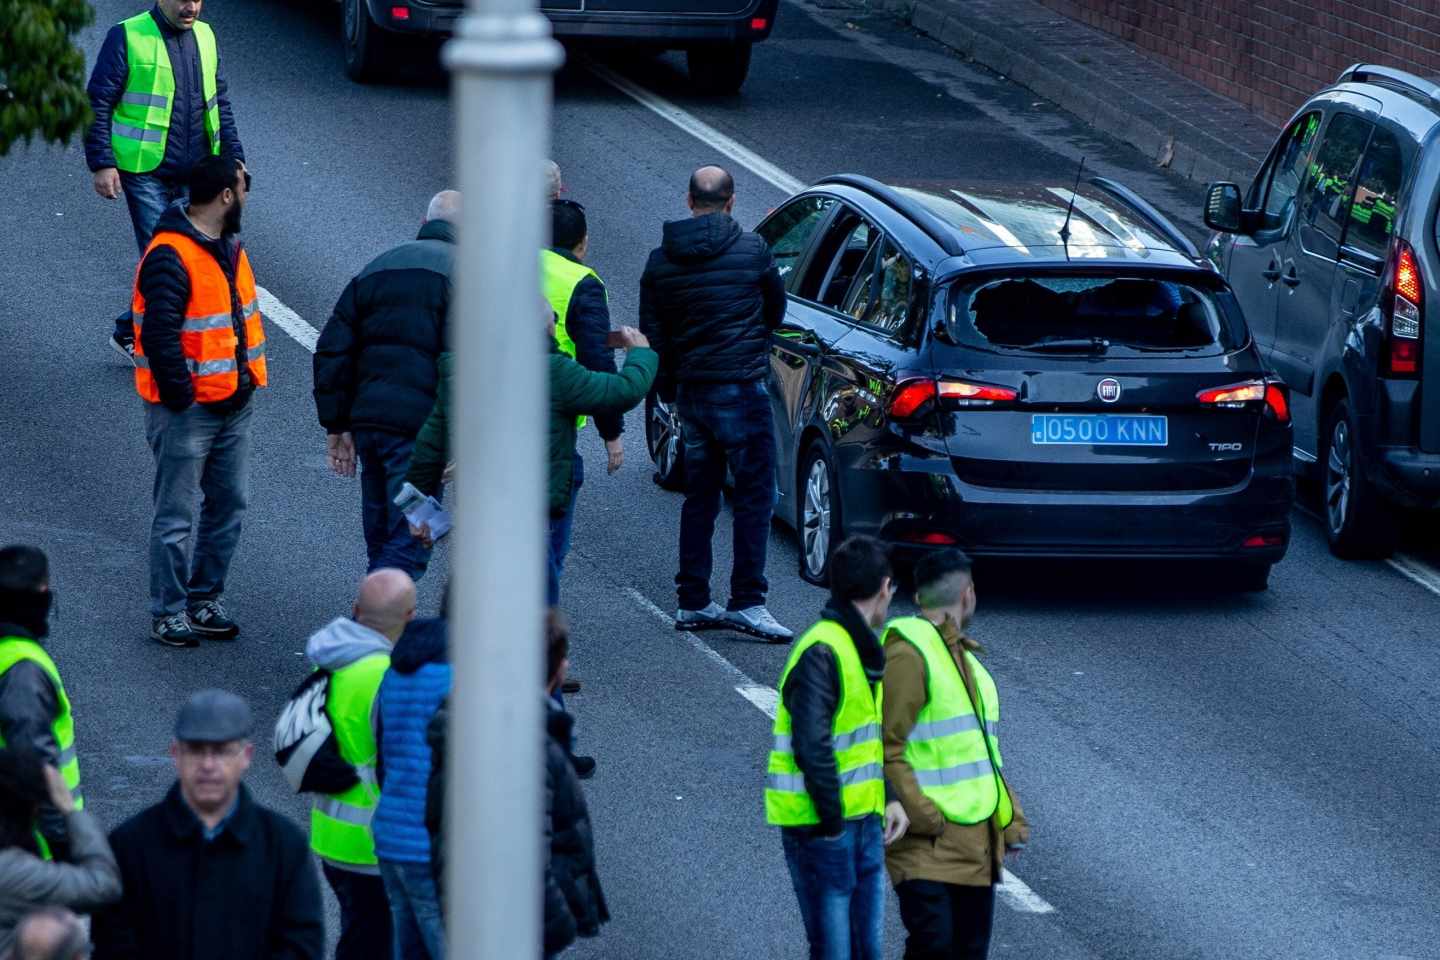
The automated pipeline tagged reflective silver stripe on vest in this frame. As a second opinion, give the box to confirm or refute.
[772,734,792,754]
[56,745,77,767]
[247,343,266,362]
[121,91,169,109]
[355,763,377,788]
[71,786,84,802]
[315,795,374,827]
[908,715,981,742]
[113,122,164,143]
[132,312,144,329]
[839,762,883,786]
[205,95,219,112]
[134,355,150,369]
[180,311,233,332]
[241,299,259,319]
[986,720,998,738]
[912,758,994,788]
[188,357,236,376]
[766,772,806,793]
[833,723,880,751]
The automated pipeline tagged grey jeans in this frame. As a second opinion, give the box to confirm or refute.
[144,400,253,617]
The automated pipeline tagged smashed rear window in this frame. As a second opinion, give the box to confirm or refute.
[947,275,1246,356]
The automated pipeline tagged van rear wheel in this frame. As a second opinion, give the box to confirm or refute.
[1322,398,1397,558]
[687,42,752,94]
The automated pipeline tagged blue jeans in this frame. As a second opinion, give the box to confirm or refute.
[144,400,252,618]
[355,429,431,579]
[547,453,583,606]
[675,380,776,611]
[117,173,188,338]
[781,817,886,960]
[379,859,445,960]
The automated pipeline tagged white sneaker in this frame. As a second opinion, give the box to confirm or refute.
[675,602,727,631]
[723,606,794,643]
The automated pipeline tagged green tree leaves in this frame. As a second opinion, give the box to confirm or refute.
[0,0,94,155]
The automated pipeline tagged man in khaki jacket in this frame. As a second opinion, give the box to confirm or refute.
[881,549,1029,960]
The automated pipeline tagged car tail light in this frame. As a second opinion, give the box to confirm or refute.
[888,378,1016,418]
[1196,380,1265,406]
[1263,380,1290,423]
[390,5,410,19]
[1385,239,1422,376]
[1243,533,1284,548]
[750,16,769,30]
[898,531,958,545]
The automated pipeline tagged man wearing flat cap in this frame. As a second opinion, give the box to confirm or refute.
[92,690,323,960]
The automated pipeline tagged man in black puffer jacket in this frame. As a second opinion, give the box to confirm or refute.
[639,166,791,643]
[313,191,458,579]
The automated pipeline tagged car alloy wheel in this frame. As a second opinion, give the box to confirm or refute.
[1325,416,1351,538]
[802,456,832,580]
[645,394,684,490]
[345,0,359,45]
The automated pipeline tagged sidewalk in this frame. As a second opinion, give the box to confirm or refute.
[877,0,1283,186]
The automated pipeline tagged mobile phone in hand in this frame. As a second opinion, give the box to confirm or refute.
[605,330,626,349]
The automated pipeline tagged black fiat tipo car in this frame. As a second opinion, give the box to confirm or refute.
[647,175,1295,590]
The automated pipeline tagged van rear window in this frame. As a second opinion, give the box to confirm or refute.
[948,275,1246,356]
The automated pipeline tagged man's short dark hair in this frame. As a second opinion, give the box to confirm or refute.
[0,545,47,593]
[828,536,892,603]
[913,548,974,609]
[546,608,569,683]
[188,154,242,206]
[688,166,735,211]
[551,199,587,251]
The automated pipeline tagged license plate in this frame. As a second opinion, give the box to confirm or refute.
[1030,414,1168,446]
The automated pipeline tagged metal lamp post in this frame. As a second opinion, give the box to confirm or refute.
[441,1,562,954]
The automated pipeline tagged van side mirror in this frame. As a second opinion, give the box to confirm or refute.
[1203,182,1244,233]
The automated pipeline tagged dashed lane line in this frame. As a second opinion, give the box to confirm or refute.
[257,285,319,352]
[1295,504,1440,599]
[623,586,1057,915]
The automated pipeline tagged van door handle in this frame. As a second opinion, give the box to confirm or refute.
[1281,262,1300,287]
[1261,257,1282,282]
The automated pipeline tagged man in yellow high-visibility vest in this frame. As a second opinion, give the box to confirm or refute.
[765,535,909,959]
[0,546,84,856]
[882,550,1029,960]
[84,0,245,363]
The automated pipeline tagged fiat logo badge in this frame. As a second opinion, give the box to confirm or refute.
[1097,378,1122,403]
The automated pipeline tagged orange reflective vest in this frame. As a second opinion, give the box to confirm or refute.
[132,231,268,404]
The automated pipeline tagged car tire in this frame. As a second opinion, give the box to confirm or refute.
[645,392,686,491]
[687,42,752,95]
[344,0,390,83]
[798,444,841,586]
[1321,397,1397,559]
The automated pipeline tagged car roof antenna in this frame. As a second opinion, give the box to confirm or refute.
[1058,156,1087,247]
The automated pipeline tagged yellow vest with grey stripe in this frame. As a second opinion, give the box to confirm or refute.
[765,620,885,825]
[885,617,1011,827]
[540,248,605,430]
[111,12,221,174]
[0,637,83,825]
[310,653,390,871]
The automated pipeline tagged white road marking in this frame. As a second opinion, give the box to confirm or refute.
[1386,553,1440,598]
[257,285,319,353]
[623,587,1056,914]
[585,62,807,197]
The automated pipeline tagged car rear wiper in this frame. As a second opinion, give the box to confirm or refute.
[1012,337,1111,353]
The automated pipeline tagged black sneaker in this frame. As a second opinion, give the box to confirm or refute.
[152,614,198,648]
[188,599,240,640]
[110,332,136,365]
[571,755,596,780]
[561,678,582,694]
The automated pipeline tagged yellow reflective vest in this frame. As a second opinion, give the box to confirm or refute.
[310,653,390,871]
[765,620,885,826]
[540,248,606,430]
[885,617,1011,827]
[0,637,83,830]
[110,12,221,174]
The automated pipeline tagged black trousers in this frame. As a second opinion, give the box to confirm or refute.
[323,862,393,960]
[895,880,996,960]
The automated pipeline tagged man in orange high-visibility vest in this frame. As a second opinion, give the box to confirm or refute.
[133,153,266,649]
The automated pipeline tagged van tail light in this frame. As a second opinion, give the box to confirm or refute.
[889,378,1017,418]
[1196,378,1289,423]
[1384,239,1422,376]
[1243,533,1285,549]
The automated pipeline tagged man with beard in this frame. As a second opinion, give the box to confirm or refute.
[133,153,267,648]
[0,546,84,853]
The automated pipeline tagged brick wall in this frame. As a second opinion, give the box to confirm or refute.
[1033,0,1440,125]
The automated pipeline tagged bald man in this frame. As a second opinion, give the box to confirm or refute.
[303,569,416,960]
[314,192,459,579]
[639,165,790,641]
[13,908,90,960]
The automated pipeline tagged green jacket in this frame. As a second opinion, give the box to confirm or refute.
[404,344,658,516]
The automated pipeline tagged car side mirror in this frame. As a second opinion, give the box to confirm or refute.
[1203,182,1244,233]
